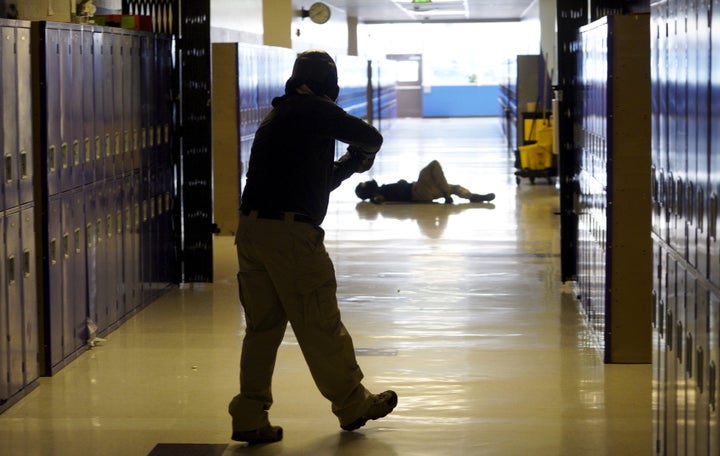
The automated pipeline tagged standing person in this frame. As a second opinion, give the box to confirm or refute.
[355,159,496,204]
[229,50,398,445]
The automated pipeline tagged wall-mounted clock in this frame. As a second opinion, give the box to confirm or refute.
[302,2,331,24]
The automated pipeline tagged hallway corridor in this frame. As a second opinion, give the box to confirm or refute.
[0,118,651,455]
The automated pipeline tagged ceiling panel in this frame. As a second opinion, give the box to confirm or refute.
[321,0,536,23]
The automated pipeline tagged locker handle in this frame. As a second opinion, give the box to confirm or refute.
[61,143,68,169]
[95,136,102,160]
[85,138,91,163]
[73,140,80,166]
[4,153,12,183]
[86,223,93,248]
[8,255,15,284]
[697,346,704,394]
[74,228,81,254]
[698,186,705,232]
[685,333,693,376]
[710,361,716,411]
[711,193,718,241]
[20,150,27,179]
[50,238,57,264]
[63,233,70,259]
[49,145,57,173]
[23,250,30,278]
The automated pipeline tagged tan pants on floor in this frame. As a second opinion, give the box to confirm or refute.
[229,213,371,431]
[412,159,473,201]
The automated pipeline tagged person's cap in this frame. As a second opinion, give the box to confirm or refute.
[285,50,339,101]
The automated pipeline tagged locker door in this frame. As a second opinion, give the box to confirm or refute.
[81,26,95,185]
[47,196,63,369]
[140,34,152,173]
[695,282,709,455]
[710,0,720,287]
[71,190,87,349]
[687,0,699,274]
[70,28,84,189]
[16,25,32,206]
[121,31,133,176]
[92,30,106,183]
[20,206,38,385]
[6,210,22,397]
[129,33,141,173]
[0,213,7,402]
[696,0,711,279]
[84,185,100,331]
[112,31,125,177]
[124,174,139,312]
[2,25,19,209]
[60,194,74,358]
[666,256,679,453]
[653,241,667,456]
[102,32,116,180]
[44,25,61,197]
[115,180,126,317]
[709,293,720,456]
[58,26,73,193]
[685,275,697,456]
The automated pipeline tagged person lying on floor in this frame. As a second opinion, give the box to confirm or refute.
[355,160,495,205]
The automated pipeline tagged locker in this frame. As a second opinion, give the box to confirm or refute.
[81,26,95,185]
[123,174,140,312]
[71,190,87,348]
[695,0,711,279]
[84,185,101,330]
[16,24,33,206]
[0,212,6,402]
[687,0,699,273]
[92,30,107,182]
[140,34,154,172]
[20,205,38,386]
[99,181,118,329]
[70,27,85,189]
[694,282,709,455]
[6,210,22,398]
[710,0,720,287]
[58,25,74,193]
[710,294,720,455]
[46,196,63,369]
[157,35,173,169]
[102,32,116,180]
[112,31,126,177]
[665,256,679,453]
[129,33,142,173]
[114,179,126,317]
[2,25,19,209]
[44,24,61,197]
[60,194,74,358]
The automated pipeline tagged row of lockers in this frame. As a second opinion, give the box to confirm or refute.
[651,0,720,453]
[0,19,176,413]
[45,171,174,373]
[38,21,174,197]
[653,241,720,456]
[574,15,652,363]
[0,205,38,411]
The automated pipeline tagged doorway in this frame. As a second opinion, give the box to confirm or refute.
[386,54,423,117]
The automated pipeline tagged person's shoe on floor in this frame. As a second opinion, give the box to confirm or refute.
[470,193,495,203]
[231,424,283,445]
[341,390,398,432]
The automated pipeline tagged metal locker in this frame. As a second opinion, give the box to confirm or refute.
[100,180,118,328]
[43,24,61,197]
[685,275,698,456]
[120,31,133,176]
[124,173,139,312]
[2,25,19,210]
[92,30,106,183]
[5,210,22,398]
[58,25,74,193]
[710,0,720,287]
[139,34,153,173]
[16,24,32,206]
[102,32,116,181]
[114,179,126,318]
[665,256,679,453]
[70,27,84,190]
[20,205,38,386]
[81,26,95,185]
[84,184,100,332]
[709,294,720,455]
[653,242,667,456]
[0,212,7,403]
[112,31,126,177]
[60,194,74,358]
[71,190,87,348]
[129,33,142,173]
[694,281,710,455]
[696,0,712,279]
[687,0,700,273]
[157,35,173,169]
[46,195,63,370]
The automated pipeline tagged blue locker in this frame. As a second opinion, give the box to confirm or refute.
[129,33,141,173]
[44,25,61,197]
[84,184,101,331]
[47,196,63,369]
[5,210,22,398]
[81,26,95,185]
[113,179,126,318]
[112,31,126,177]
[121,31,134,176]
[2,25,19,209]
[139,34,154,173]
[694,281,709,455]
[60,194,74,358]
[686,0,699,274]
[709,294,720,455]
[92,30,107,183]
[20,205,38,386]
[696,0,711,279]
[124,173,140,312]
[16,24,32,206]
[58,25,74,193]
[0,212,7,402]
[157,35,173,169]
[70,27,84,189]
[102,32,116,180]
[71,190,87,349]
[710,0,720,287]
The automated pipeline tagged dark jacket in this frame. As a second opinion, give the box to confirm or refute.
[241,93,382,224]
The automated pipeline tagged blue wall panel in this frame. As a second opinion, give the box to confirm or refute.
[423,85,500,117]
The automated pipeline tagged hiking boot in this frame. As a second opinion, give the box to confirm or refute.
[341,390,398,431]
[231,424,283,445]
[470,193,495,203]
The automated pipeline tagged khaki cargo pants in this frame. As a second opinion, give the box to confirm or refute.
[229,212,371,431]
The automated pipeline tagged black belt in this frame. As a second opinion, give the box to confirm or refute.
[241,209,316,224]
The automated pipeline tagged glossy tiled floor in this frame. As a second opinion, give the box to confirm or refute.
[0,118,651,455]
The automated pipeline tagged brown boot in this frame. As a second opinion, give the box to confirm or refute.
[341,390,398,431]
[231,424,283,444]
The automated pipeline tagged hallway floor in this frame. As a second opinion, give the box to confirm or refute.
[0,118,651,455]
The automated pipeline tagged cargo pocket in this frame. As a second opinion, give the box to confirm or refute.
[296,251,340,332]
